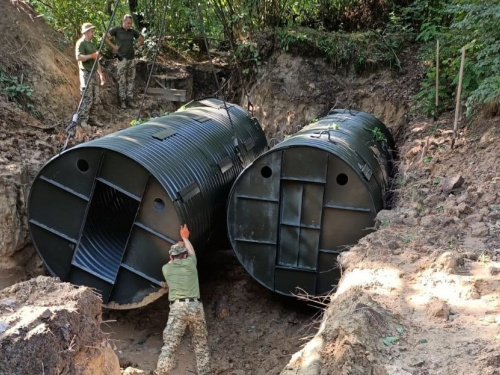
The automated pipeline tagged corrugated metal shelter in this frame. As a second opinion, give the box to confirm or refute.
[28,99,267,308]
[227,109,395,297]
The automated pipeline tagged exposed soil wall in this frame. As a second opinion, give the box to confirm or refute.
[1,1,500,375]
[0,276,120,375]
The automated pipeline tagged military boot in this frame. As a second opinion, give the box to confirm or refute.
[89,117,104,127]
[126,98,136,109]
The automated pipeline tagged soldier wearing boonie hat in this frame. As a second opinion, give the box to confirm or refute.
[81,22,95,34]
[156,225,210,375]
[75,22,106,129]
[169,242,187,256]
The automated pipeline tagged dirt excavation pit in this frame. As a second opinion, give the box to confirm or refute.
[2,1,500,374]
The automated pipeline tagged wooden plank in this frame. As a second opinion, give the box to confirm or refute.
[146,87,187,102]
[151,75,180,80]
[154,79,168,90]
[452,47,465,149]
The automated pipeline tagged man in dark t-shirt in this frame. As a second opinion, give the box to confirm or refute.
[105,14,144,109]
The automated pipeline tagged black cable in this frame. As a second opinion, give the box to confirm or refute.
[136,0,170,121]
[60,0,120,154]
[193,0,244,165]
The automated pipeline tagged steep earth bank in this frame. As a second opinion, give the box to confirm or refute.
[1,1,499,375]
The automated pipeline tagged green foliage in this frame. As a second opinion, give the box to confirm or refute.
[276,27,408,72]
[234,41,261,71]
[0,66,36,113]
[291,0,402,32]
[29,0,129,41]
[367,126,388,143]
[130,118,147,126]
[414,0,500,116]
[130,111,169,126]
[478,251,491,263]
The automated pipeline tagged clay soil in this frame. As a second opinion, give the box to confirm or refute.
[1,1,500,375]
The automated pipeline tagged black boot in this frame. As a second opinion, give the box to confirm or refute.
[126,98,136,108]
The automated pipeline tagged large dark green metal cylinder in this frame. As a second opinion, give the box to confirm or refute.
[227,109,395,297]
[28,99,267,308]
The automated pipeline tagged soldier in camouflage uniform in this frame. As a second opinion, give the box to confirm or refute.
[75,23,106,128]
[105,14,143,109]
[156,225,211,375]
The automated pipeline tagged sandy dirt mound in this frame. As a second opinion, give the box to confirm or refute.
[282,288,401,375]
[0,276,120,375]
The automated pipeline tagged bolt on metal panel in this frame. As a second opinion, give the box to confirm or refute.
[227,109,395,297]
[28,98,267,309]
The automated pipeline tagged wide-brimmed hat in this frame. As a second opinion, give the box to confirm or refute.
[169,243,187,256]
[81,23,95,34]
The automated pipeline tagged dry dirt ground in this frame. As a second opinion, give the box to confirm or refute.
[1,1,500,375]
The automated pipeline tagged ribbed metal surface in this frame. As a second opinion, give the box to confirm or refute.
[28,98,267,308]
[227,109,395,297]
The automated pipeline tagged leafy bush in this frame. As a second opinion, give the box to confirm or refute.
[0,66,36,114]
[29,0,129,41]
[276,27,409,72]
[414,0,500,116]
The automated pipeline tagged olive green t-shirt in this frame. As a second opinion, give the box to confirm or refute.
[162,255,200,302]
[75,38,98,71]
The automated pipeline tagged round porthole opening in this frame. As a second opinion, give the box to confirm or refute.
[261,166,272,178]
[336,173,348,185]
[77,159,89,172]
[154,198,165,211]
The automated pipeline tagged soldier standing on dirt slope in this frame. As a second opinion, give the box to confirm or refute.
[75,23,106,129]
[155,224,211,375]
[105,14,144,110]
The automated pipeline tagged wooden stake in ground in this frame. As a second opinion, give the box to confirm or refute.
[434,40,440,121]
[452,47,466,149]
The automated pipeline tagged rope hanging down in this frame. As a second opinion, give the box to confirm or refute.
[60,0,121,153]
[135,0,170,121]
[193,0,244,165]
[207,0,254,116]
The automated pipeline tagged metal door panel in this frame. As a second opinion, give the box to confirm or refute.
[233,242,276,290]
[275,268,316,296]
[278,225,300,266]
[123,226,172,282]
[280,182,302,226]
[324,154,373,209]
[301,183,324,228]
[136,177,179,241]
[67,266,113,303]
[29,225,75,279]
[320,208,374,251]
[282,148,328,182]
[317,251,342,295]
[29,179,87,241]
[232,198,279,243]
[298,228,320,269]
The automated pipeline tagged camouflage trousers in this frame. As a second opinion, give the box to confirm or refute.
[78,70,100,123]
[156,300,211,375]
[116,58,136,102]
